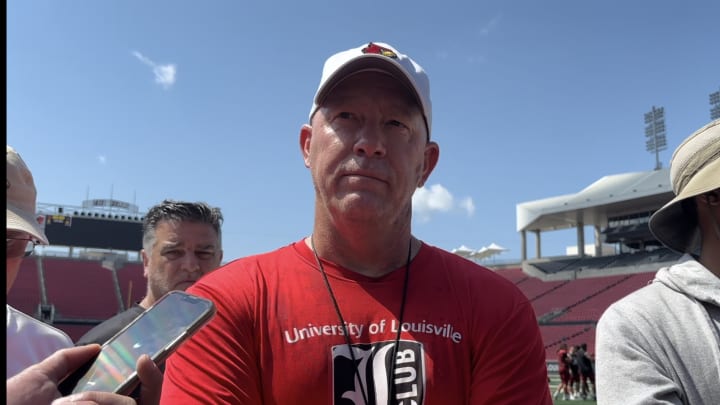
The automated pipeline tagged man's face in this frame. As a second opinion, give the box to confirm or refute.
[141,220,222,303]
[301,71,439,224]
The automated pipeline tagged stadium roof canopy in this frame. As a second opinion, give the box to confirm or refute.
[516,168,674,260]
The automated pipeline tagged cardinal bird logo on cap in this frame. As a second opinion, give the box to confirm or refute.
[362,42,398,59]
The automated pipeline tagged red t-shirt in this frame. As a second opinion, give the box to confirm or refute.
[161,241,552,404]
[557,349,569,372]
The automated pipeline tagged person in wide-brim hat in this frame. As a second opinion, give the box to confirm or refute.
[649,118,720,254]
[596,119,720,405]
[7,145,49,246]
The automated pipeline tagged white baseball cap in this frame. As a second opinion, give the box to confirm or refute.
[309,42,432,139]
[7,145,49,245]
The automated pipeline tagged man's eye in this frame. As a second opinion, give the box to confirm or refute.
[387,120,408,129]
[337,112,353,119]
[196,251,214,260]
[164,250,182,259]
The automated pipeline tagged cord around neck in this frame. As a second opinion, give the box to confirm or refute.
[310,236,413,405]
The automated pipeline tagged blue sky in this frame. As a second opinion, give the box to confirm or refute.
[8,1,719,263]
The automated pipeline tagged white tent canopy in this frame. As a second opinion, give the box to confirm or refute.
[451,243,508,261]
[451,245,475,258]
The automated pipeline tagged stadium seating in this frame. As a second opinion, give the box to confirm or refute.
[552,272,656,322]
[116,262,146,309]
[496,267,657,359]
[8,255,659,357]
[42,257,122,320]
[540,324,596,359]
[7,256,147,342]
[528,248,682,274]
[561,255,620,272]
[529,274,632,321]
[530,258,580,274]
[493,267,529,284]
[514,277,567,302]
[8,256,135,341]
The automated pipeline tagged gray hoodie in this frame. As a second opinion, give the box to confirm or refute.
[596,255,720,405]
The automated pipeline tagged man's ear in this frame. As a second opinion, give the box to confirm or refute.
[300,124,312,168]
[141,249,150,278]
[418,141,440,188]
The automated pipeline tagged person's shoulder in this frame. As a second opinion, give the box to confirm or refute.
[213,242,299,272]
[420,244,526,301]
[194,242,303,288]
[103,305,146,325]
[422,244,491,272]
[6,304,73,344]
[6,306,73,378]
[423,244,517,283]
[607,274,673,310]
[597,277,671,328]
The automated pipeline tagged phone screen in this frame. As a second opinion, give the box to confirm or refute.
[61,291,215,395]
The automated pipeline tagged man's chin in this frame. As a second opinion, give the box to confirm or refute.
[175,281,194,291]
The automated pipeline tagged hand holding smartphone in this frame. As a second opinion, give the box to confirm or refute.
[58,290,216,396]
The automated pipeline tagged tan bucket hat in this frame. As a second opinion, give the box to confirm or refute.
[648,119,720,253]
[6,146,49,244]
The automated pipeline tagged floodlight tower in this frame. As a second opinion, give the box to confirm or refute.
[710,89,720,120]
[644,106,667,170]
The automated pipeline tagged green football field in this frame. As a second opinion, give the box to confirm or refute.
[554,400,596,405]
[549,375,596,405]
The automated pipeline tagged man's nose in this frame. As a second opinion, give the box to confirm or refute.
[181,253,202,273]
[354,124,386,157]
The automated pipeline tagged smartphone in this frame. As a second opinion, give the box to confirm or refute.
[58,290,216,396]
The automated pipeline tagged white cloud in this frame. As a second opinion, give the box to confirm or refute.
[479,14,502,36]
[412,184,475,222]
[97,155,107,165]
[132,50,177,89]
[459,197,476,216]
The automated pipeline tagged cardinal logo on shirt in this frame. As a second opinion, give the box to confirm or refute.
[331,340,425,405]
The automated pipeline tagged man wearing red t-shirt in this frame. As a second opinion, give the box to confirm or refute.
[160,41,552,405]
[554,343,571,401]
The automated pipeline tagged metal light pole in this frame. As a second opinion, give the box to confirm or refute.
[644,106,667,170]
[710,89,720,120]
